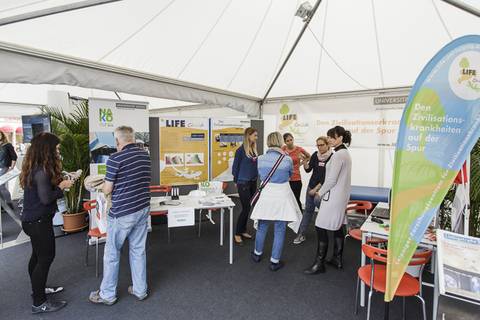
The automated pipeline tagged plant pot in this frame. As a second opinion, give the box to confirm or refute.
[62,211,88,233]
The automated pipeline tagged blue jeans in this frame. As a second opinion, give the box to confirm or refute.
[100,207,149,301]
[298,188,321,235]
[254,220,287,263]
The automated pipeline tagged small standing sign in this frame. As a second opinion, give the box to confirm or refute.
[168,207,195,228]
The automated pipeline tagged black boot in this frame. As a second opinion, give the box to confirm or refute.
[327,236,344,269]
[303,242,327,275]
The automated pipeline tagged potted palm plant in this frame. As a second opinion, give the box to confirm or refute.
[42,101,90,232]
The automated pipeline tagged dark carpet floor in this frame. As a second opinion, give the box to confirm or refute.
[0,204,436,320]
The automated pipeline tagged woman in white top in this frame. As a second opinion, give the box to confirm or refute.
[304,126,352,274]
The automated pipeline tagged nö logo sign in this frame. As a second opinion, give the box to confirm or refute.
[99,108,113,125]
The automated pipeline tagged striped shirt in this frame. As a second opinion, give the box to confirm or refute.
[106,143,151,218]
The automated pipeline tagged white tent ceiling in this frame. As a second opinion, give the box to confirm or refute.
[0,0,478,111]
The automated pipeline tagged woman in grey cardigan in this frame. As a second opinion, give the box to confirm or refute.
[304,126,352,274]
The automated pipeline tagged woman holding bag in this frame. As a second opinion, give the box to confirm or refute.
[250,132,302,271]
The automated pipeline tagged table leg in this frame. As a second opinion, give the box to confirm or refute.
[360,232,367,307]
[220,208,224,246]
[433,250,439,320]
[229,207,233,264]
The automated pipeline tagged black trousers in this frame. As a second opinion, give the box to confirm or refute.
[22,217,56,306]
[289,180,303,211]
[316,226,345,242]
[236,180,257,235]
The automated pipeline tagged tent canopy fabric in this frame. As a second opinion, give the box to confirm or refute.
[0,0,478,111]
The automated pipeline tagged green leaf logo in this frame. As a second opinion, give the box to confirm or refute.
[280,104,289,115]
[459,57,469,69]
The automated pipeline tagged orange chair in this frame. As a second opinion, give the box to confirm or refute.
[347,201,386,246]
[198,182,228,238]
[149,185,172,242]
[354,244,432,320]
[84,200,106,278]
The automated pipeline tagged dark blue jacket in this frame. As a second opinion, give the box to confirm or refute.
[232,145,258,184]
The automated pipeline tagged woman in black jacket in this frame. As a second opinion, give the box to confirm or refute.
[19,133,74,314]
[0,130,18,210]
[292,136,332,244]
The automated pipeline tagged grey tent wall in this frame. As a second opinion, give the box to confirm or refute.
[251,119,264,155]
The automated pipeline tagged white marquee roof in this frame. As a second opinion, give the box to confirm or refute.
[0,0,478,112]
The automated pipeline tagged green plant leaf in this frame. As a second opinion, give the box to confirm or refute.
[42,101,90,213]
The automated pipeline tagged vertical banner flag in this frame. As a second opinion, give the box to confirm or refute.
[386,35,480,301]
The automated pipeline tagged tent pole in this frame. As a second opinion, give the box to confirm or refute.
[0,0,123,27]
[259,0,323,108]
[441,0,480,17]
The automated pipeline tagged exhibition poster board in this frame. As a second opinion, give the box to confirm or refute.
[211,118,251,181]
[159,117,209,185]
[437,230,480,303]
[88,98,149,175]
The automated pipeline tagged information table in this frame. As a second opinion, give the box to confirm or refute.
[150,195,236,264]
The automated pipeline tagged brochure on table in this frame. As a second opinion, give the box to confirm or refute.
[88,98,149,176]
[159,117,209,185]
[437,230,480,303]
[211,118,251,181]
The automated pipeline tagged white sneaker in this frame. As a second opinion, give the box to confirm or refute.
[293,234,306,245]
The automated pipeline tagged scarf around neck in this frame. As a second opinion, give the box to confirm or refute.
[317,149,333,162]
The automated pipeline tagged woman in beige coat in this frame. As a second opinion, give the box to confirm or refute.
[304,126,352,274]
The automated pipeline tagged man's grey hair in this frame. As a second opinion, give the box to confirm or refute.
[114,126,135,144]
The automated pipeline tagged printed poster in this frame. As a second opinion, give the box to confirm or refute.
[159,117,209,185]
[437,230,480,302]
[211,118,251,181]
[88,98,149,175]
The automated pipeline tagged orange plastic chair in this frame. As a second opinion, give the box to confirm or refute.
[347,201,387,245]
[149,185,172,241]
[84,200,106,278]
[354,244,432,320]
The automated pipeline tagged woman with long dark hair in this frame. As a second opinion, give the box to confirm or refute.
[232,127,258,245]
[20,133,74,314]
[304,126,352,274]
[282,133,310,212]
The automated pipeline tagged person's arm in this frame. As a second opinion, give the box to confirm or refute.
[304,152,315,173]
[104,156,119,195]
[103,181,114,195]
[7,144,17,170]
[287,157,293,178]
[232,148,242,183]
[315,154,343,198]
[300,147,311,160]
[34,170,71,205]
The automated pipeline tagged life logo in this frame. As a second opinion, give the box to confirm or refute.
[448,51,480,100]
[279,103,297,130]
[99,108,113,127]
